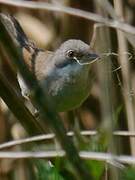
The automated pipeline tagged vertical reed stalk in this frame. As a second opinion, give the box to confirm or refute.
[114,0,135,156]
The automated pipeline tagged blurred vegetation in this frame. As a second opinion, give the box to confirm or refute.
[0,0,135,180]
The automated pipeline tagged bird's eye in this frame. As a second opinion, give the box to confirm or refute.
[67,50,75,58]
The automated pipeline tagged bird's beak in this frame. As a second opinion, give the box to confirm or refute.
[89,52,99,60]
[77,52,100,65]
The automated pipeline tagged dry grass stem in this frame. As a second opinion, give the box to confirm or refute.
[1,130,135,150]
[0,0,135,35]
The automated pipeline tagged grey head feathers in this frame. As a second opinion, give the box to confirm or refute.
[53,39,98,68]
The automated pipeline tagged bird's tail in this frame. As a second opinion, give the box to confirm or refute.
[0,13,30,49]
[0,13,40,69]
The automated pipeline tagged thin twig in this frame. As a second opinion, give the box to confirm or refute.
[0,0,135,35]
[1,130,135,150]
[0,150,133,165]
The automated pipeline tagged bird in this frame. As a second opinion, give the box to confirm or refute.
[0,14,99,112]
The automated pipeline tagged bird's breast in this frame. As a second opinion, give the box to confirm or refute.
[44,71,92,112]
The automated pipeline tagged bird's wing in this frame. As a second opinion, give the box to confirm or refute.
[0,13,54,99]
[33,50,53,80]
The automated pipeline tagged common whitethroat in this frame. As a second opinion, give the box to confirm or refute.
[1,14,99,112]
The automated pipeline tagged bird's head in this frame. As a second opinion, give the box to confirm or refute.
[53,39,99,70]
